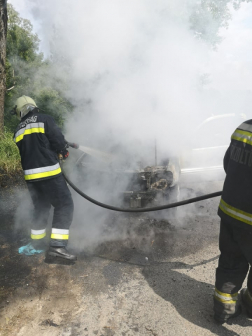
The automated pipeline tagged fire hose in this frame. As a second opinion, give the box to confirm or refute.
[62,142,222,213]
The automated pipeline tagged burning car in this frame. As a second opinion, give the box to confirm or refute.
[72,148,180,210]
[70,113,245,210]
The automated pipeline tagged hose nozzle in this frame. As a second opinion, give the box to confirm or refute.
[67,142,79,149]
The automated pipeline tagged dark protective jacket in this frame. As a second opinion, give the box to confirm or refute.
[218,119,252,229]
[14,108,66,182]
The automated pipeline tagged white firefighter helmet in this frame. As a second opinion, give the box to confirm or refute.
[15,95,37,120]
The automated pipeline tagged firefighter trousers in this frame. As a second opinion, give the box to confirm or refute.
[27,174,74,247]
[214,219,252,318]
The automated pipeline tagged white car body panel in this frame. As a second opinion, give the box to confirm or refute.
[179,114,246,183]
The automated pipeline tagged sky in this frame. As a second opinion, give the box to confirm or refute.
[208,2,252,91]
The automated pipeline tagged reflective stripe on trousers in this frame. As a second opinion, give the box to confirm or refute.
[31,228,46,240]
[214,288,238,304]
[51,228,69,240]
[24,163,61,181]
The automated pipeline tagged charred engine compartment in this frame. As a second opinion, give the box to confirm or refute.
[122,163,179,208]
[75,152,180,209]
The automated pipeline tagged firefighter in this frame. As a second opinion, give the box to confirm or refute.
[13,95,76,261]
[214,118,252,322]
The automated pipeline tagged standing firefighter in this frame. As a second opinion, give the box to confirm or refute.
[13,96,76,261]
[214,119,252,322]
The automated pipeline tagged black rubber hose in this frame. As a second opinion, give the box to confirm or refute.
[61,165,222,213]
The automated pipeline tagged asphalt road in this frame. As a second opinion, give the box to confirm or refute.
[1,181,252,336]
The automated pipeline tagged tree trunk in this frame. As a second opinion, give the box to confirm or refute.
[0,0,7,135]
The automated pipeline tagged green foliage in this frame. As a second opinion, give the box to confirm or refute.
[34,88,73,127]
[4,4,73,132]
[0,129,21,174]
[190,0,252,46]
[6,4,42,62]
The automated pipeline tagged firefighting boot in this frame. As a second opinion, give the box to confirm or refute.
[47,247,77,261]
[241,288,252,318]
[213,289,242,323]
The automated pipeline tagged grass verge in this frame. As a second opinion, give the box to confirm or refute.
[0,129,22,176]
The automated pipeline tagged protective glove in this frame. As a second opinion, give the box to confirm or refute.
[58,146,69,161]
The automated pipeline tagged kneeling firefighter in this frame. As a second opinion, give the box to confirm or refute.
[13,95,76,261]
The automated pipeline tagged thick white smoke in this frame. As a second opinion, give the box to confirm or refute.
[10,1,209,156]
[9,0,252,251]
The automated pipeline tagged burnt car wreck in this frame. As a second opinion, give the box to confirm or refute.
[73,151,180,210]
[121,163,180,208]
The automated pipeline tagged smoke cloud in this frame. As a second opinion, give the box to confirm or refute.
[9,0,252,252]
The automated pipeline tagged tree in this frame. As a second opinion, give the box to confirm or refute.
[4,4,73,132]
[0,0,7,134]
[190,0,252,47]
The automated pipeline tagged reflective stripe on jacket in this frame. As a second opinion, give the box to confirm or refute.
[219,198,252,226]
[24,163,61,181]
[14,109,66,182]
[14,122,45,143]
[218,119,252,228]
